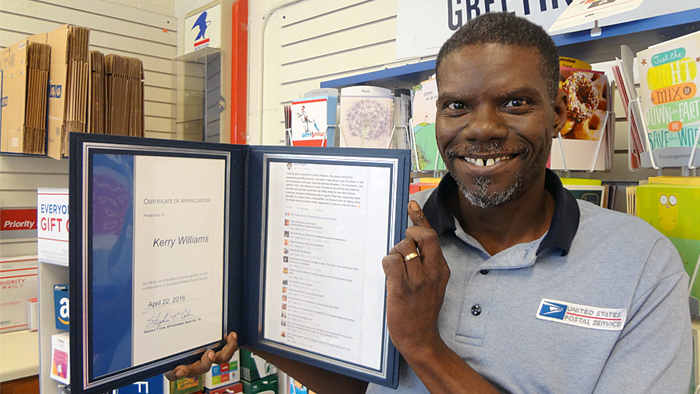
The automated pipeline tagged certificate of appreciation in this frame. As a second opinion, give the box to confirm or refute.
[131,155,225,365]
[73,141,234,393]
[70,135,409,394]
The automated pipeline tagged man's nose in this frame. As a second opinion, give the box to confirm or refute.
[461,106,508,142]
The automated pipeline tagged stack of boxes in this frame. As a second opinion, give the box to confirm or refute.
[240,349,278,394]
[0,24,146,158]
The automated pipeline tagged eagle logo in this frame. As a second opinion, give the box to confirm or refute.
[191,11,211,41]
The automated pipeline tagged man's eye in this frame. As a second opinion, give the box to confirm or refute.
[504,98,528,108]
[446,102,465,110]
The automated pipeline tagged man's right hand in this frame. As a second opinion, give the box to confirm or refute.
[164,331,238,381]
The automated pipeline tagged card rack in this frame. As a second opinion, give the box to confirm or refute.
[627,97,700,175]
[552,110,614,173]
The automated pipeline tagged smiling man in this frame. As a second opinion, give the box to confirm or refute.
[168,12,692,394]
[377,11,692,394]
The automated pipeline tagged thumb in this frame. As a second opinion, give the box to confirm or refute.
[408,200,433,230]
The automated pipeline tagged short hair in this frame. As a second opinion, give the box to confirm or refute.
[435,12,560,102]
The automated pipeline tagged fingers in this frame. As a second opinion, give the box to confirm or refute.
[164,332,238,381]
[408,201,433,231]
[382,253,405,278]
[164,349,215,381]
[214,332,239,364]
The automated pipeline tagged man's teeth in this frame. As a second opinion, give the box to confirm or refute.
[464,156,509,167]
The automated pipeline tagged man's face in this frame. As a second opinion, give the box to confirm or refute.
[436,43,565,208]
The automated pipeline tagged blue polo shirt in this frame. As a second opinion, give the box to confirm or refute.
[368,170,691,394]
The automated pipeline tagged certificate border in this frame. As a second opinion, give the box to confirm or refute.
[70,134,244,394]
[244,146,410,389]
[259,154,396,377]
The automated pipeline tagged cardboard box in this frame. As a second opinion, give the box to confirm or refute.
[240,349,277,382]
[241,375,277,394]
[0,256,38,332]
[54,283,69,330]
[42,25,90,159]
[51,332,70,384]
[205,382,242,394]
[204,350,240,389]
[0,38,51,155]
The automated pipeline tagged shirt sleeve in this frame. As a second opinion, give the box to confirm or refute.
[592,237,693,394]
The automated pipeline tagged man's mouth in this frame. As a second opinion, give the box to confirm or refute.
[462,154,518,167]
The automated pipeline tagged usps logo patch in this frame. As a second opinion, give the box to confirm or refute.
[49,84,62,98]
[536,299,626,331]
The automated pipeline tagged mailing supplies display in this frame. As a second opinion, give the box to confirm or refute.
[69,133,409,393]
[0,39,51,155]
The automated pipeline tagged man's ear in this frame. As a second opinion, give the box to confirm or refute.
[552,91,568,134]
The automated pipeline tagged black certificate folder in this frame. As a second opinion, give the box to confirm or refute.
[69,133,409,394]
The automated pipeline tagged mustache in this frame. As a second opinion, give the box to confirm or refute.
[445,142,517,161]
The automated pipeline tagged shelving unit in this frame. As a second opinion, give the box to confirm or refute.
[320,8,700,90]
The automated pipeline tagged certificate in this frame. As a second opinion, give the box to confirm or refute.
[261,157,394,374]
[70,135,409,394]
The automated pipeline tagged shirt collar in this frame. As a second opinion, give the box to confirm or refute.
[421,169,580,256]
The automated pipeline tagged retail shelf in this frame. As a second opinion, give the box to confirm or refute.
[320,8,700,89]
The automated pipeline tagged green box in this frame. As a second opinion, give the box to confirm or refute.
[242,375,278,394]
[240,349,277,381]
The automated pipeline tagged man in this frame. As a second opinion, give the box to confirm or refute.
[168,12,692,393]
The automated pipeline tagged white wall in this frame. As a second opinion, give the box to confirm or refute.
[245,0,676,190]
[247,0,421,146]
[0,0,178,258]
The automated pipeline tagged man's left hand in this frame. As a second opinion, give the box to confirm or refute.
[382,200,450,358]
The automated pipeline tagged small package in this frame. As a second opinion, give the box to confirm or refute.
[54,284,69,330]
[242,375,277,394]
[204,350,239,389]
[51,332,70,384]
[240,349,277,381]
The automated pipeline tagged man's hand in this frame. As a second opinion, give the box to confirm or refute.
[382,201,450,358]
[164,332,238,381]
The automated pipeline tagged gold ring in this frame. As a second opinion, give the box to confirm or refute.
[404,252,419,262]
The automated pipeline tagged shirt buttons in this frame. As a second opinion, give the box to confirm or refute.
[479,269,490,275]
[471,304,482,316]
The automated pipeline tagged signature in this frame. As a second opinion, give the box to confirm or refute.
[145,309,193,330]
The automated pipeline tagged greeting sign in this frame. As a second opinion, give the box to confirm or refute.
[395,0,699,60]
